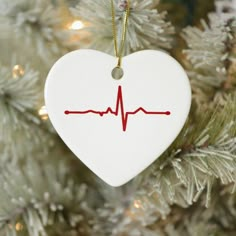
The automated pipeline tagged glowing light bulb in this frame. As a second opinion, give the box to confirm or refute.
[69,20,85,30]
[12,65,24,78]
[38,105,48,120]
[133,200,142,209]
[15,222,23,231]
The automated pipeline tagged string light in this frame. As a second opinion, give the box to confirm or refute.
[69,20,85,30]
[38,105,48,120]
[133,200,142,209]
[15,222,24,231]
[12,65,24,79]
[125,200,144,220]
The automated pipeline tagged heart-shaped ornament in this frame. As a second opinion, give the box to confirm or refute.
[45,49,191,187]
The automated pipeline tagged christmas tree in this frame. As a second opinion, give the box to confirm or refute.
[0,0,236,235]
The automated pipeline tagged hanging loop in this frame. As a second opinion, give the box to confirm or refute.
[111,0,130,79]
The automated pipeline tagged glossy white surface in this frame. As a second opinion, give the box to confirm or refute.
[45,49,191,187]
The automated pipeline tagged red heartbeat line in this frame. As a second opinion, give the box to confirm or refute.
[64,86,171,132]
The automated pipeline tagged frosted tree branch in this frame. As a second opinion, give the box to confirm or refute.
[71,0,175,55]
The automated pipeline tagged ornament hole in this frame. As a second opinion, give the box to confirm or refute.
[112,67,124,80]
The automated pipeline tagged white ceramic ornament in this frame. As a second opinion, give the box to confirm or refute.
[45,49,191,187]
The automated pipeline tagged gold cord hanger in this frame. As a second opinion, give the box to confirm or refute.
[111,0,130,80]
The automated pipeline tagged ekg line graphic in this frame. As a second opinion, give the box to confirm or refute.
[64,86,171,132]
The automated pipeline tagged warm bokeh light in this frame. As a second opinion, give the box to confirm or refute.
[12,65,24,78]
[38,105,48,120]
[15,222,24,231]
[133,200,142,209]
[69,20,85,30]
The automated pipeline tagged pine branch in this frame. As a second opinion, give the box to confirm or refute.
[0,63,54,160]
[0,0,79,66]
[182,16,236,104]
[72,0,175,55]
[159,185,236,236]
[140,94,236,216]
[0,153,94,236]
